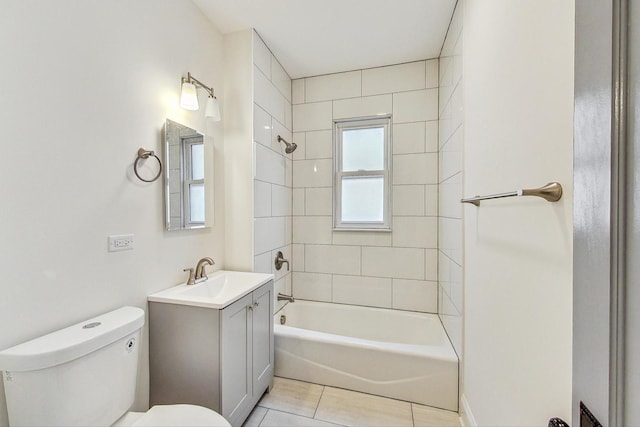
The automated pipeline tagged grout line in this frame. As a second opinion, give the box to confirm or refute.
[313,385,326,419]
[255,407,269,427]
[411,403,416,427]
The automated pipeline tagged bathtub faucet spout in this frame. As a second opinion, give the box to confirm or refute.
[277,293,295,303]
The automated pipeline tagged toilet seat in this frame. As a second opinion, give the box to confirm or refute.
[116,404,231,427]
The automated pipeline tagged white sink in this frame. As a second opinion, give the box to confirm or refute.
[148,270,274,309]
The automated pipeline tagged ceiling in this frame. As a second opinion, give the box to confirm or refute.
[192,0,457,79]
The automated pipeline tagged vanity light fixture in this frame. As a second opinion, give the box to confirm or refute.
[180,72,221,121]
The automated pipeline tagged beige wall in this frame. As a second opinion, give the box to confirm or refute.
[461,0,574,425]
[291,61,440,313]
[0,1,225,424]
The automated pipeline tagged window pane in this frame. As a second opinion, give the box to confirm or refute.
[342,127,384,171]
[191,143,204,180]
[189,183,205,223]
[341,176,384,222]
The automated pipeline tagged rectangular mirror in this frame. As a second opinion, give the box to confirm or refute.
[164,119,213,230]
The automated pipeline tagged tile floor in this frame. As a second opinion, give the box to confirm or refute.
[243,377,460,427]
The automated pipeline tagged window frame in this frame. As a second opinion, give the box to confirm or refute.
[333,115,392,231]
[182,135,206,228]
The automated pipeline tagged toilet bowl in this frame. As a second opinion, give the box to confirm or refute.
[0,306,230,427]
[115,404,230,427]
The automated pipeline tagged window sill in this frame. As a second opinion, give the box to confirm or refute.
[332,227,392,233]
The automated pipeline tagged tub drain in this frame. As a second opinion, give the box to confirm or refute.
[280,315,286,325]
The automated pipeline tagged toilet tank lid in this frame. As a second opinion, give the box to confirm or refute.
[0,306,144,372]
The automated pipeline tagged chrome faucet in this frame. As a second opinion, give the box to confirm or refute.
[277,293,295,303]
[183,257,215,285]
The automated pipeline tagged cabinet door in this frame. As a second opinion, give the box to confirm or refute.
[220,293,252,422]
[252,281,274,395]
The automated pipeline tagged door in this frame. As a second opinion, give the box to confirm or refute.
[220,293,252,422]
[252,281,274,395]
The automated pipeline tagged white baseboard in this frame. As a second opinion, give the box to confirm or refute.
[460,394,477,427]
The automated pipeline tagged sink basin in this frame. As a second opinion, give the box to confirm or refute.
[148,270,274,309]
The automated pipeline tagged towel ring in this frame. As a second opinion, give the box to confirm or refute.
[134,148,162,183]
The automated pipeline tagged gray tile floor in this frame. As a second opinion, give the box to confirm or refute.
[244,377,460,427]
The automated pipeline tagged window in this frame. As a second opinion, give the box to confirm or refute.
[182,135,205,228]
[334,116,391,230]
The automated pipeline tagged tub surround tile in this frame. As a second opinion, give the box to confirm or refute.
[292,132,306,160]
[393,217,438,249]
[272,58,292,102]
[332,275,392,308]
[254,105,272,147]
[253,35,272,80]
[257,377,324,418]
[305,187,333,216]
[362,247,425,280]
[392,279,438,313]
[293,159,333,188]
[305,130,333,159]
[425,121,439,153]
[292,216,333,244]
[393,153,439,185]
[393,122,426,155]
[315,387,413,427]
[305,244,361,276]
[292,244,305,272]
[305,71,362,103]
[393,185,426,216]
[293,188,305,215]
[292,79,305,105]
[255,143,286,185]
[292,272,332,302]
[293,102,333,132]
[425,59,440,89]
[393,89,438,123]
[255,217,286,256]
[362,61,426,96]
[254,180,272,218]
[332,94,392,119]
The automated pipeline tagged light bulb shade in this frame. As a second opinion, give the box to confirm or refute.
[205,96,221,121]
[180,82,199,110]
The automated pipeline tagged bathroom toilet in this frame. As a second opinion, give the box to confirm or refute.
[0,306,231,427]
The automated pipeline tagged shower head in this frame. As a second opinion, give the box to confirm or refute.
[277,135,297,154]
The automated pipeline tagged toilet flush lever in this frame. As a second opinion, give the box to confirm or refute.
[274,251,289,271]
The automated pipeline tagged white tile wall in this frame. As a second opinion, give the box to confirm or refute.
[254,180,272,218]
[392,279,438,313]
[252,32,294,312]
[305,244,361,276]
[361,247,425,280]
[393,122,426,154]
[305,70,362,102]
[305,187,332,216]
[438,3,464,358]
[305,130,333,159]
[293,102,332,132]
[332,275,392,308]
[292,272,332,301]
[333,94,392,119]
[292,60,439,313]
[393,153,438,185]
[293,159,333,188]
[392,217,438,248]
[393,89,438,123]
[362,61,426,96]
[292,216,332,244]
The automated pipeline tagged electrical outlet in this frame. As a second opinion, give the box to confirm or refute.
[108,234,134,252]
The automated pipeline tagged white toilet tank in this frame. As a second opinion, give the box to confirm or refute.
[0,306,145,426]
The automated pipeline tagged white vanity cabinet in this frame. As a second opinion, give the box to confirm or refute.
[149,280,274,427]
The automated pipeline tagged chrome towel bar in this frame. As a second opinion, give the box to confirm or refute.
[461,182,563,206]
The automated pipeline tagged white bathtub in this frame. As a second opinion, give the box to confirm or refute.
[274,301,458,411]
